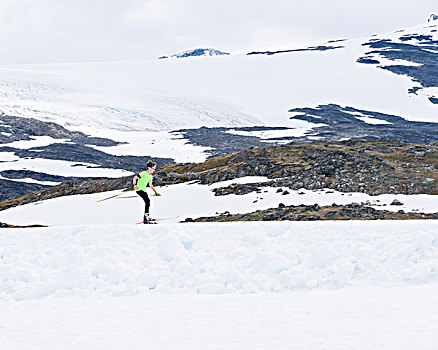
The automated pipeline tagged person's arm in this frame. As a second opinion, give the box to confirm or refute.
[133,174,140,190]
[149,183,160,196]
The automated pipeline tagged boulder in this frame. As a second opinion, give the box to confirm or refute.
[390,199,404,206]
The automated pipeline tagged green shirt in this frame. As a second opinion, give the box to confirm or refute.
[135,171,153,191]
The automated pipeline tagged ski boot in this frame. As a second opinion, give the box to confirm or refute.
[143,214,157,224]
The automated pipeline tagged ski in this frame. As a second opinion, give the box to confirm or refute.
[137,220,158,225]
[136,216,179,224]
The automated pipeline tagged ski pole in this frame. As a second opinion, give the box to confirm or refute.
[114,192,161,200]
[96,190,133,203]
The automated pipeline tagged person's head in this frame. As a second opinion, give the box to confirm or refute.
[146,160,157,173]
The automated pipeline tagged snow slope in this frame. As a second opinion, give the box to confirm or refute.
[0,22,436,138]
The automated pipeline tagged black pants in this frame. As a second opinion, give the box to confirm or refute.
[136,190,150,215]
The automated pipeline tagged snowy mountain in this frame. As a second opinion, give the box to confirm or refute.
[428,13,438,22]
[0,18,437,200]
[159,48,230,59]
[0,21,436,135]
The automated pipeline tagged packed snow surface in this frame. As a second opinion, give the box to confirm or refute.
[2,284,438,350]
[0,157,131,178]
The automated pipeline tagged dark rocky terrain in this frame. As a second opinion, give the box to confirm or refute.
[0,113,173,200]
[358,27,438,101]
[0,178,49,202]
[0,113,119,146]
[247,44,344,56]
[2,140,436,216]
[0,170,118,201]
[159,48,230,59]
[0,143,171,173]
[157,140,437,196]
[0,222,47,228]
[0,176,132,212]
[288,104,438,143]
[172,126,279,157]
[0,170,105,183]
[174,105,438,157]
[184,203,438,222]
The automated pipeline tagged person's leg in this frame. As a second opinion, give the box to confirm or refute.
[136,190,150,220]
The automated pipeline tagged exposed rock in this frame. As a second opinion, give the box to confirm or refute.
[423,178,435,185]
[0,113,119,146]
[174,105,438,158]
[0,222,47,228]
[359,35,438,94]
[0,113,174,200]
[2,140,437,212]
[247,45,344,56]
[185,203,438,222]
[288,105,438,144]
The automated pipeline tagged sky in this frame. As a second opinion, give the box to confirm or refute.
[0,0,436,64]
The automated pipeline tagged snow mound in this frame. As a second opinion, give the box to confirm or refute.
[1,221,437,301]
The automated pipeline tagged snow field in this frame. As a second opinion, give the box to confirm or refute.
[1,136,71,149]
[0,21,436,145]
[89,130,212,162]
[0,157,132,178]
[1,220,437,301]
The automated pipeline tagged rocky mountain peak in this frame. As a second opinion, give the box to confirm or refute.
[159,48,230,59]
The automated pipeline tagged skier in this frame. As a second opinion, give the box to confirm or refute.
[133,160,160,224]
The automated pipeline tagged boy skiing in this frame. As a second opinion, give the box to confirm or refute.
[133,160,160,224]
